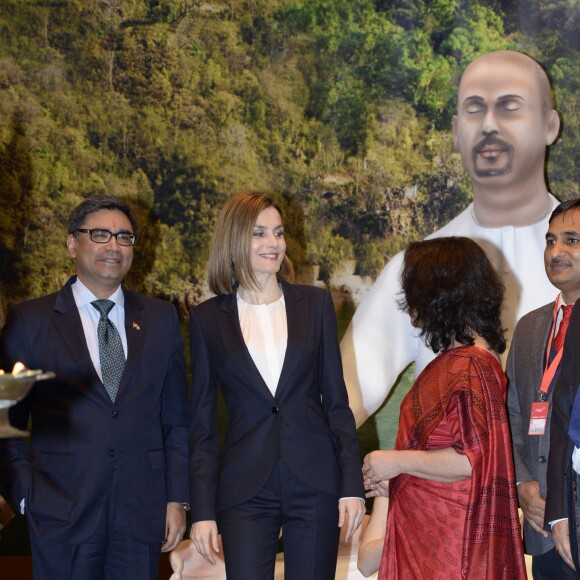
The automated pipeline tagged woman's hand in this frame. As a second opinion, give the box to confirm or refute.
[338,498,366,543]
[190,520,219,565]
[362,450,401,484]
[364,478,390,499]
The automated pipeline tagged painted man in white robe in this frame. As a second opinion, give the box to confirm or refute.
[341,50,562,425]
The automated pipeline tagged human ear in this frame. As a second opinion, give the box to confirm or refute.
[451,115,459,149]
[67,234,77,258]
[545,109,561,146]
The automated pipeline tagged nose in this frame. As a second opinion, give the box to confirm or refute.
[548,240,566,259]
[104,234,122,250]
[482,109,499,136]
[266,232,279,246]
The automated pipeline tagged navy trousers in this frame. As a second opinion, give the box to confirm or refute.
[532,547,577,579]
[29,470,161,580]
[219,457,340,580]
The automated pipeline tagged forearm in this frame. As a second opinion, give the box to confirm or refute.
[357,496,388,577]
[394,448,471,482]
[358,539,384,577]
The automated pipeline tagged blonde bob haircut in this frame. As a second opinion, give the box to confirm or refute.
[208,191,295,295]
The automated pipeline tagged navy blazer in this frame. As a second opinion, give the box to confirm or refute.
[0,278,190,544]
[188,282,363,523]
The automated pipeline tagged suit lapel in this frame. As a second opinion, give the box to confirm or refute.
[52,281,103,392]
[217,293,274,399]
[116,288,146,401]
[275,283,308,398]
[538,304,555,375]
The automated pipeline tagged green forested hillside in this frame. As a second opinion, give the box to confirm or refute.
[0,0,578,312]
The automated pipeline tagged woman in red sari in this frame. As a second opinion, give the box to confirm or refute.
[362,237,526,579]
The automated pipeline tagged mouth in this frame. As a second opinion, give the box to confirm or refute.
[471,137,514,177]
[259,253,280,260]
[477,145,507,160]
[549,261,570,272]
[473,137,512,161]
[98,254,122,265]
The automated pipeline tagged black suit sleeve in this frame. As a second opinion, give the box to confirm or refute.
[545,306,580,526]
[318,291,364,499]
[160,304,191,504]
[188,310,219,523]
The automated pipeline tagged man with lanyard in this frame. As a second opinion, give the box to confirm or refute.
[508,199,580,578]
[545,198,580,577]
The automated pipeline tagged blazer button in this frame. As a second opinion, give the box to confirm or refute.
[112,411,119,419]
[108,449,115,457]
[539,455,546,463]
[271,407,279,414]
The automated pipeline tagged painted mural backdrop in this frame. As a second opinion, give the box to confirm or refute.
[0,0,578,557]
[0,1,579,472]
[1,0,579,316]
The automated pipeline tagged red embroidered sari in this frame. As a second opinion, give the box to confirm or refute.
[379,346,526,579]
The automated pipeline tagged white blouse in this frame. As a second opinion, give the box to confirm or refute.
[237,292,287,396]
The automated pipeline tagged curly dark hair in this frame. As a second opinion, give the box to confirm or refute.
[398,237,506,354]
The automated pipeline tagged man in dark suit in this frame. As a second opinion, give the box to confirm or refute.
[545,200,580,576]
[0,196,190,579]
[508,199,580,578]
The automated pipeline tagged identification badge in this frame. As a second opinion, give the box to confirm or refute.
[529,401,549,436]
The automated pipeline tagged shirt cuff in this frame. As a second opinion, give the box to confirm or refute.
[339,497,365,503]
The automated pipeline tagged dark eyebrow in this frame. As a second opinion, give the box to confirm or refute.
[94,228,133,234]
[496,94,525,104]
[462,96,484,106]
[546,230,580,240]
[253,224,283,230]
[462,94,526,107]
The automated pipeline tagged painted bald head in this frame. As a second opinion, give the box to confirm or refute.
[453,50,560,184]
[458,51,554,114]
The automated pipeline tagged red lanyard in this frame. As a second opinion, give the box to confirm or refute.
[539,294,564,396]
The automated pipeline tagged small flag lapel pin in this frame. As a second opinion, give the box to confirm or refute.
[132,322,141,331]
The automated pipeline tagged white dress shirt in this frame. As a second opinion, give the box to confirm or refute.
[237,292,287,396]
[71,279,127,381]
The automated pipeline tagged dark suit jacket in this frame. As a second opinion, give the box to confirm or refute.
[507,301,556,555]
[188,282,363,523]
[545,302,580,527]
[0,278,190,544]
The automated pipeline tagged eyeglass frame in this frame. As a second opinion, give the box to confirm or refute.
[75,228,137,246]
